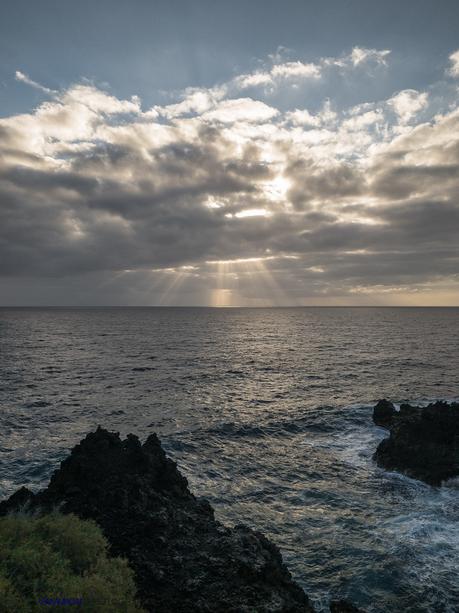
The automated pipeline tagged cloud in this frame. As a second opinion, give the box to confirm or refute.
[342,109,383,131]
[270,61,321,79]
[202,98,279,123]
[388,89,429,124]
[448,49,459,77]
[286,100,338,128]
[155,87,225,119]
[15,70,56,95]
[349,47,391,67]
[233,46,390,93]
[234,61,321,91]
[1,50,459,305]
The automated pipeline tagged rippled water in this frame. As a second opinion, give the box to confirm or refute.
[1,307,458,612]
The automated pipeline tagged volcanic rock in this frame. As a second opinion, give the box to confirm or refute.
[0,427,314,612]
[372,399,396,428]
[373,400,459,486]
[330,601,364,613]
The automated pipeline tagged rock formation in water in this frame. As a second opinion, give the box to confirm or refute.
[372,399,396,428]
[330,601,363,613]
[373,400,459,486]
[1,427,316,612]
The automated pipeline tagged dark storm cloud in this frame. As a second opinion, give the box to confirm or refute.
[1,53,459,304]
[285,159,365,209]
[0,112,276,277]
[370,164,459,200]
[1,164,100,194]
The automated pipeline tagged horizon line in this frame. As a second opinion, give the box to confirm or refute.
[1,305,458,309]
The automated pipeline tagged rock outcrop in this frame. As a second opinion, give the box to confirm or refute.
[372,399,396,428]
[0,427,314,612]
[330,601,363,613]
[373,400,459,486]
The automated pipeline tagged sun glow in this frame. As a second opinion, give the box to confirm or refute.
[263,175,291,201]
[206,254,299,306]
[205,196,224,209]
[234,208,271,218]
[206,255,298,265]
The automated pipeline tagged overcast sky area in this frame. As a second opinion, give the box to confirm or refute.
[1,0,459,306]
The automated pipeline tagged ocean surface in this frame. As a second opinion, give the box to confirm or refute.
[0,307,458,612]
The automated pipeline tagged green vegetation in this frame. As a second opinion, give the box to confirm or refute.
[0,513,144,612]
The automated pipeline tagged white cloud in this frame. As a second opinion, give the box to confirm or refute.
[342,109,384,131]
[271,61,321,79]
[286,100,337,128]
[350,47,391,67]
[234,72,275,89]
[234,61,320,90]
[202,98,278,123]
[287,109,321,127]
[63,85,141,115]
[233,47,391,93]
[388,89,428,124]
[155,87,225,119]
[15,70,56,95]
[448,49,459,77]
[322,47,391,70]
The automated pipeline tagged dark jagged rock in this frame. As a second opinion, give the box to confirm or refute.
[0,485,35,513]
[373,401,459,486]
[330,600,364,613]
[0,427,314,612]
[372,399,396,428]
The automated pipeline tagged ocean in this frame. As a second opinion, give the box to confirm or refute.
[0,307,458,612]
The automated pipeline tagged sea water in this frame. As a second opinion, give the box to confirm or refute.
[0,307,458,612]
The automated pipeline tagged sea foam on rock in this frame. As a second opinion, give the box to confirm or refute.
[0,427,317,612]
[373,400,459,486]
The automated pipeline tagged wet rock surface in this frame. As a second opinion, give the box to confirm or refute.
[373,400,459,486]
[1,427,316,612]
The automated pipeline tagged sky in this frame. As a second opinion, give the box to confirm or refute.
[1,0,459,306]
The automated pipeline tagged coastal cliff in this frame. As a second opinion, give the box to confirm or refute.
[1,427,317,612]
[373,400,459,486]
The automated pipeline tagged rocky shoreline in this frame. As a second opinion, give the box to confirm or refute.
[0,427,361,613]
[0,400,459,613]
[373,400,459,486]
[3,400,456,610]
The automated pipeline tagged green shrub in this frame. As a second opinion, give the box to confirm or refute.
[0,513,145,612]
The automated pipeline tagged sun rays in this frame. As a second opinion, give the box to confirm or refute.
[205,255,299,307]
[101,256,301,306]
[95,259,294,306]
